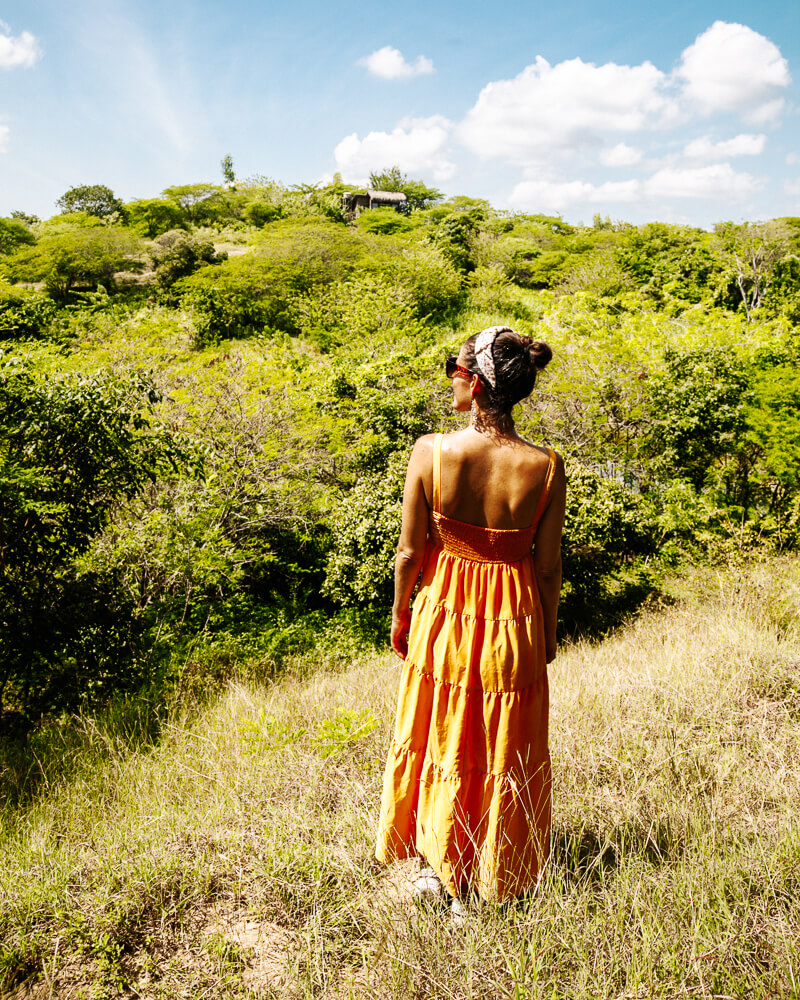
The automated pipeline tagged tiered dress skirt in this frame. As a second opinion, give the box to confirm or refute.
[376,488,552,901]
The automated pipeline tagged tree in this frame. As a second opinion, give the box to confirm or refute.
[0,217,35,255]
[125,198,186,238]
[0,360,182,716]
[56,184,125,219]
[221,154,235,186]
[150,230,227,299]
[1,216,142,300]
[369,167,443,211]
[643,348,750,499]
[161,184,223,225]
[714,220,791,321]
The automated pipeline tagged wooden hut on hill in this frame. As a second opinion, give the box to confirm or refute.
[342,189,407,219]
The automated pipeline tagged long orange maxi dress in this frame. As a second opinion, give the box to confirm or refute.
[376,434,556,901]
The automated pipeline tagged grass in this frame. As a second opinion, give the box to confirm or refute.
[2,556,800,998]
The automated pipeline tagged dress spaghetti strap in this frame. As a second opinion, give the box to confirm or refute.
[531,448,557,529]
[432,433,443,514]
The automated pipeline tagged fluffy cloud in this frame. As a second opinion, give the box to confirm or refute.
[644,164,762,199]
[675,21,790,122]
[683,133,766,159]
[334,115,455,182]
[0,124,8,153]
[0,21,40,69]
[459,56,673,164]
[509,178,640,212]
[599,143,642,167]
[785,178,800,197]
[509,163,761,214]
[358,46,434,79]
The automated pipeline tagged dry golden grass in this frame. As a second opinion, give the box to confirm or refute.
[2,557,800,998]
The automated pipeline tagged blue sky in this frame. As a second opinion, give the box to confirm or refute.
[1,0,798,226]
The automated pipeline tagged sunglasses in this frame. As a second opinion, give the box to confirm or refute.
[445,356,481,380]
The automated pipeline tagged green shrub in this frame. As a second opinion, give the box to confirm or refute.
[0,280,58,339]
[0,358,184,716]
[323,450,407,605]
[560,464,660,633]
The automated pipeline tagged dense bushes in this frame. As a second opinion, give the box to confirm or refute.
[0,359,183,715]
[2,175,800,718]
[178,221,462,344]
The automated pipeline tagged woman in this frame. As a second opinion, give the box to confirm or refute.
[375,325,565,904]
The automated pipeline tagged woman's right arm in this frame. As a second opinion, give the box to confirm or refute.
[391,436,433,660]
[532,454,566,663]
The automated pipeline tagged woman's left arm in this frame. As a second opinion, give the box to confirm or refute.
[391,436,433,659]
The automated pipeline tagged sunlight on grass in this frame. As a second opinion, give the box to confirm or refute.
[2,557,800,997]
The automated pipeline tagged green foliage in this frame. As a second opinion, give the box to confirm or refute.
[125,198,186,238]
[1,216,142,300]
[745,363,800,531]
[616,223,718,309]
[324,450,408,605]
[560,464,659,633]
[0,217,36,255]
[0,280,58,339]
[356,207,415,236]
[243,200,284,227]
[220,154,235,186]
[179,221,462,343]
[425,211,479,274]
[368,167,443,210]
[161,184,224,225]
[713,220,791,320]
[0,358,183,715]
[56,184,125,220]
[290,273,419,351]
[643,348,749,495]
[150,230,227,299]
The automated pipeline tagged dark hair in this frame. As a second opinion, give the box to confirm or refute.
[462,327,552,426]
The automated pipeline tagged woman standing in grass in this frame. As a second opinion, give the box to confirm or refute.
[375,326,565,905]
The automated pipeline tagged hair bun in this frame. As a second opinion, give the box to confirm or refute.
[528,340,552,371]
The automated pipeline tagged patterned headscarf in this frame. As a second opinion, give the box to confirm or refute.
[473,326,513,389]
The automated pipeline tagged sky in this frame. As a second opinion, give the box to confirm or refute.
[0,0,798,227]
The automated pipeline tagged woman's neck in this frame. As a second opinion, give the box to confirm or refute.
[469,406,517,440]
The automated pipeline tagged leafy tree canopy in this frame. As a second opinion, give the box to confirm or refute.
[56,184,125,219]
[0,217,36,255]
[0,358,184,715]
[369,167,443,211]
[1,216,142,300]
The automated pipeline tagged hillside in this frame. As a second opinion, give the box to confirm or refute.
[1,557,799,997]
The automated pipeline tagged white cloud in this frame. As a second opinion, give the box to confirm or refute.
[675,21,790,122]
[0,21,40,69]
[644,163,762,199]
[683,133,766,159]
[509,178,641,212]
[508,164,761,214]
[334,115,455,182]
[459,55,674,165]
[786,153,800,166]
[599,143,642,167]
[0,124,8,153]
[358,46,434,79]
[785,178,800,197]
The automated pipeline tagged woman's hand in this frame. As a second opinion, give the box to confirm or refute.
[391,607,412,660]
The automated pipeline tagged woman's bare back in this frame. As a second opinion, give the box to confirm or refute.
[433,429,553,530]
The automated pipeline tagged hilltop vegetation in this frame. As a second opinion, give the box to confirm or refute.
[1,169,800,722]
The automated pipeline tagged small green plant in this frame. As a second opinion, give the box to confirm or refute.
[314,708,378,758]
[237,709,306,752]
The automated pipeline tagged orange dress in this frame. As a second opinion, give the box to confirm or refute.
[376,434,557,901]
